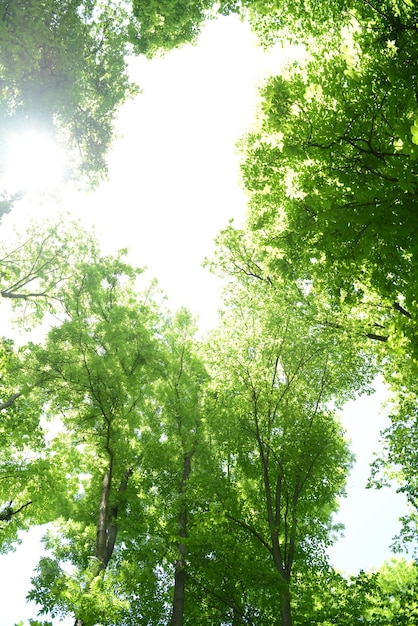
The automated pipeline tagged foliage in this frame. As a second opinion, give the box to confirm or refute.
[201,262,375,623]
[25,250,162,623]
[243,0,418,48]
[0,337,49,552]
[240,20,418,310]
[293,559,418,625]
[0,215,99,325]
[129,0,215,56]
[236,0,418,554]
[3,2,418,622]
[0,0,137,184]
[370,382,418,554]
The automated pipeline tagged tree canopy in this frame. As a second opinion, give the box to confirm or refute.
[234,0,418,559]
[2,0,418,624]
[0,0,137,184]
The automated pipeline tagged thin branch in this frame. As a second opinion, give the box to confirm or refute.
[224,513,273,555]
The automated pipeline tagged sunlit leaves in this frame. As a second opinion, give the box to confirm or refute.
[200,259,376,621]
[234,0,418,568]
[0,216,99,326]
[0,0,135,185]
[238,8,418,396]
[129,0,215,56]
[410,117,418,146]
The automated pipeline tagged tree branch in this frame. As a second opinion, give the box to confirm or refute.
[0,392,22,410]
[0,500,32,522]
[366,332,388,342]
[393,302,412,318]
[224,513,272,555]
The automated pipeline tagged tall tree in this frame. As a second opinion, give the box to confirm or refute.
[159,310,207,626]
[26,251,162,625]
[238,5,418,350]
[130,308,209,626]
[202,270,374,625]
[0,218,100,553]
[237,6,418,548]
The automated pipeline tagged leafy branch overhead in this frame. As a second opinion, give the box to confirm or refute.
[2,0,418,625]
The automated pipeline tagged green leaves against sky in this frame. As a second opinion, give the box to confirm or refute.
[1,1,418,625]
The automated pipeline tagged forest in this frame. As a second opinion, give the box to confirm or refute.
[1,0,418,624]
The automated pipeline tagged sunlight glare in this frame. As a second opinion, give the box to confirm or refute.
[5,130,65,192]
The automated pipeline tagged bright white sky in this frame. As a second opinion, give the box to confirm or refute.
[0,14,410,625]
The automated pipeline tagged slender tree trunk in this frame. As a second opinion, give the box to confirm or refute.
[95,467,113,571]
[169,451,192,626]
[258,433,295,626]
[73,465,113,625]
[280,583,292,626]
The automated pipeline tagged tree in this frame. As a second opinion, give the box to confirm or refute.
[156,309,208,626]
[237,4,418,348]
[26,251,163,625]
[371,558,418,625]
[0,217,98,322]
[370,383,418,555]
[0,218,102,556]
[291,567,379,625]
[241,0,418,48]
[290,559,418,625]
[120,308,209,626]
[236,4,418,549]
[0,337,53,553]
[241,21,418,303]
[202,270,374,625]
[23,252,215,626]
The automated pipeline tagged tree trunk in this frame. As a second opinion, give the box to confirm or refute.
[74,466,132,625]
[170,543,186,626]
[95,467,112,571]
[169,451,192,626]
[280,583,292,626]
[260,443,295,626]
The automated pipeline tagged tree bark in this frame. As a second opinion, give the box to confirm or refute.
[169,451,192,626]
[280,582,292,626]
[74,465,132,625]
[0,392,22,410]
[95,467,112,571]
